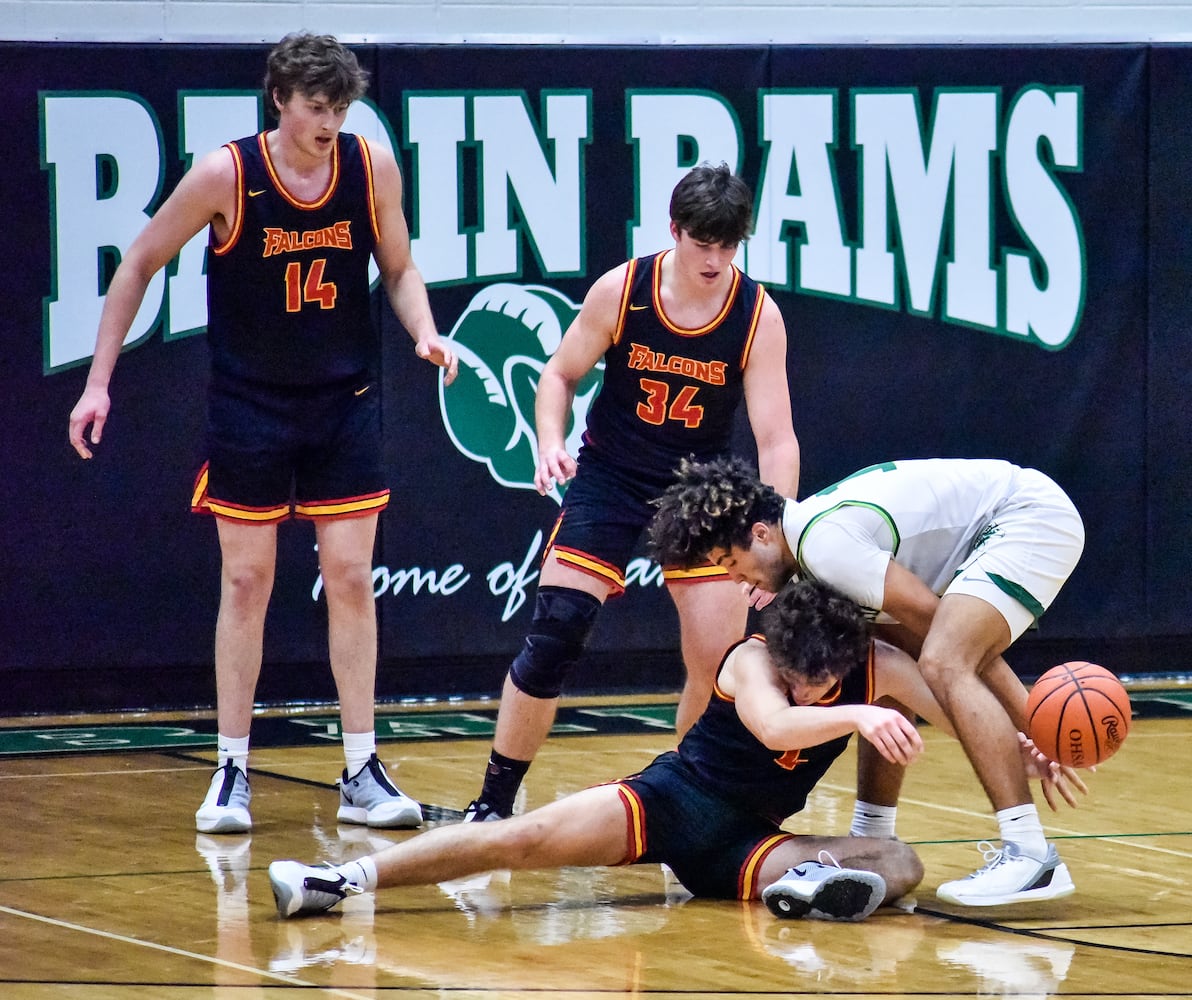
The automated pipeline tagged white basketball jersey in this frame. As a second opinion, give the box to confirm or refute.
[781,458,1022,617]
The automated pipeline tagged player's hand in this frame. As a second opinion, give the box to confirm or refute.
[68,386,111,459]
[856,705,924,765]
[416,335,459,386]
[742,582,776,610]
[1018,731,1089,810]
[534,448,577,495]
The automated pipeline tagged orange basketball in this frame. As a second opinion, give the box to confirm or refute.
[1026,661,1131,768]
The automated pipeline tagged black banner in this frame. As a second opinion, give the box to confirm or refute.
[2,41,1185,713]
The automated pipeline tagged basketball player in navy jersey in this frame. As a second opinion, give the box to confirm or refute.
[68,34,458,834]
[269,580,934,921]
[461,163,800,821]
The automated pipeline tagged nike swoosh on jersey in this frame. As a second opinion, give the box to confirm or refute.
[628,303,649,311]
[248,188,266,197]
[354,384,371,396]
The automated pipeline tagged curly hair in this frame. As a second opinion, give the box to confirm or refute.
[763,580,870,687]
[648,455,785,568]
[669,162,754,247]
[264,33,370,118]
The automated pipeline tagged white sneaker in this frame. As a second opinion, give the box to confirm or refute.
[269,860,362,918]
[195,761,251,834]
[936,841,1075,906]
[761,851,886,921]
[337,754,422,829]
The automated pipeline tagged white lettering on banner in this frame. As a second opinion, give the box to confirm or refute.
[627,91,743,257]
[406,92,591,284]
[1003,88,1084,348]
[307,532,666,623]
[42,94,166,371]
[854,90,1000,328]
[750,91,852,297]
[41,84,1086,371]
[486,530,543,621]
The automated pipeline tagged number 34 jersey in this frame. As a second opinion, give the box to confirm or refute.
[580,250,768,476]
[206,132,379,388]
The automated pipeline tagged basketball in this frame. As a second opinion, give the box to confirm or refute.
[1026,661,1131,768]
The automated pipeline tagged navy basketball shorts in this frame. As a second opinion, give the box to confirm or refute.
[546,451,728,593]
[614,751,794,899]
[192,372,389,524]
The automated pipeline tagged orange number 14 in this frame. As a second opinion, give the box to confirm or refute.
[284,258,337,312]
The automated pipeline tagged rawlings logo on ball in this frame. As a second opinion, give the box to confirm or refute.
[438,283,599,505]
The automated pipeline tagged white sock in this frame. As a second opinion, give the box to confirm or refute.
[850,801,898,839]
[216,734,249,773]
[996,804,1047,859]
[339,856,378,891]
[343,731,377,774]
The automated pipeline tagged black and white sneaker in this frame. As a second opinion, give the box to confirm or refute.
[269,861,362,918]
[762,851,886,921]
[195,761,251,834]
[337,754,422,829]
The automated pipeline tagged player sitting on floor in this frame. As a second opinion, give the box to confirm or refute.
[270,579,959,921]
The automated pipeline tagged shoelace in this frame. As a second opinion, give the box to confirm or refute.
[968,840,1009,876]
[817,849,842,869]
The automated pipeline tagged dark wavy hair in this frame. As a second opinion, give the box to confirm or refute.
[764,580,870,687]
[669,162,754,247]
[649,455,785,568]
[264,33,369,118]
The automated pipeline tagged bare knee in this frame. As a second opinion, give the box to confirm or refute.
[881,840,925,901]
[832,837,924,902]
[494,814,554,868]
[319,558,374,607]
[221,560,273,613]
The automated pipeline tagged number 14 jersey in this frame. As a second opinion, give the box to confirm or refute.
[206,131,379,388]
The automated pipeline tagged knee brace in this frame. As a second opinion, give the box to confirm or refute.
[509,586,602,699]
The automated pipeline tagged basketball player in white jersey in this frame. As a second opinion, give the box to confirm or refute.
[649,456,1087,907]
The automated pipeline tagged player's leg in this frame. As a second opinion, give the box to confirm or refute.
[665,575,748,736]
[313,512,422,829]
[758,834,924,920]
[927,483,1084,904]
[920,595,1074,904]
[314,513,380,735]
[467,557,608,821]
[852,697,911,838]
[195,517,278,833]
[269,784,630,917]
[213,518,278,736]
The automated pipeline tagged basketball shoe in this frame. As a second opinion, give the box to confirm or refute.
[936,841,1075,906]
[337,754,422,828]
[269,861,362,918]
[195,760,252,834]
[761,851,886,921]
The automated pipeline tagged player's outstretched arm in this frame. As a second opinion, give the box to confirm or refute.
[68,147,236,458]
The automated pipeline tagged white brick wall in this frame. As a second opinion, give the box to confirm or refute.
[4,0,1192,42]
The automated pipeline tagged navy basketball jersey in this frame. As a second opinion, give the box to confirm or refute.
[206,132,379,387]
[580,251,766,475]
[677,639,877,825]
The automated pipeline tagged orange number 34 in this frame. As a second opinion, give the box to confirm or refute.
[636,378,704,428]
[284,258,337,312]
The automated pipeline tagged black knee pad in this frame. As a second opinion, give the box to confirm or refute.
[509,586,602,699]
